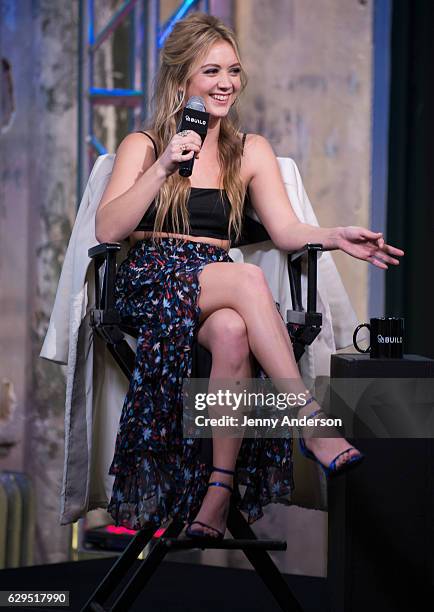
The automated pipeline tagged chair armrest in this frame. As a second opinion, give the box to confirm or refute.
[88,242,122,258]
[286,244,323,361]
[287,243,323,313]
[87,243,135,376]
[88,242,121,311]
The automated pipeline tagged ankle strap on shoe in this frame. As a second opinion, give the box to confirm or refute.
[211,465,235,476]
[290,395,316,417]
[301,396,316,409]
[208,481,234,493]
[307,407,323,419]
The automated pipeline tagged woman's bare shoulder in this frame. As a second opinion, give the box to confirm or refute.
[97,132,156,212]
[242,132,271,149]
[241,133,274,183]
[115,131,156,168]
[134,128,157,139]
[243,133,275,165]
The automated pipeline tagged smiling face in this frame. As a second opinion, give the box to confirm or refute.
[185,40,242,119]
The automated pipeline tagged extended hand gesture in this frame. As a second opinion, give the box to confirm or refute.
[337,226,404,270]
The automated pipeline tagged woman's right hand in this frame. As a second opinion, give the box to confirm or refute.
[156,130,202,177]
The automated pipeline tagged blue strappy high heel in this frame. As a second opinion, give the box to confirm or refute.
[297,398,365,478]
[185,466,234,541]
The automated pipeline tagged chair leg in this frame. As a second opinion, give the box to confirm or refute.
[227,504,304,612]
[80,525,155,611]
[107,519,185,612]
[82,510,302,611]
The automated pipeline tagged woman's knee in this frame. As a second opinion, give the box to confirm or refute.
[200,309,250,363]
[239,263,269,295]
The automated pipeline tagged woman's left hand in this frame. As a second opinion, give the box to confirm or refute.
[337,226,405,269]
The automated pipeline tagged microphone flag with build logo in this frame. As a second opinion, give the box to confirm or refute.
[178,96,209,177]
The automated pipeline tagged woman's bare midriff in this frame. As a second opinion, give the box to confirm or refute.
[129,230,230,251]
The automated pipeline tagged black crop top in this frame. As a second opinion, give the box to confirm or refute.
[134,131,248,241]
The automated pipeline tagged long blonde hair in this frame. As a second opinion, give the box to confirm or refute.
[143,13,248,246]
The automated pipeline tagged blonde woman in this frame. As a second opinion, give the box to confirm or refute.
[95,13,403,540]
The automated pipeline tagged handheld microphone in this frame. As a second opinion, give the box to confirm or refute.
[178,96,209,177]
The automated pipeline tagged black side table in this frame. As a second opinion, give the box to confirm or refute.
[327,353,434,612]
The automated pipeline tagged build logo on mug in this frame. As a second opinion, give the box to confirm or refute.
[353,317,404,358]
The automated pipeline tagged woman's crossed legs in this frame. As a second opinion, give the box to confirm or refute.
[188,261,361,537]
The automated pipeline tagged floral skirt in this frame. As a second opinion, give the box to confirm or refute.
[107,237,294,530]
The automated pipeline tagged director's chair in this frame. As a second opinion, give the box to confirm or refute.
[81,214,323,612]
